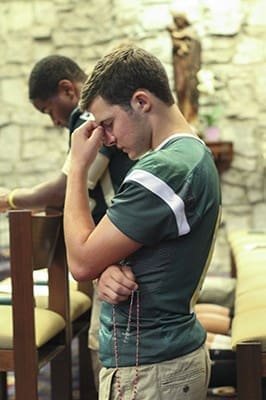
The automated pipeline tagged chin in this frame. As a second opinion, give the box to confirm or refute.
[128,152,139,161]
[133,149,149,160]
[124,147,145,161]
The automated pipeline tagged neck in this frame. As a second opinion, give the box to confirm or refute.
[150,104,195,150]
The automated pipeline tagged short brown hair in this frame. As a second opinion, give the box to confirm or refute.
[79,45,174,111]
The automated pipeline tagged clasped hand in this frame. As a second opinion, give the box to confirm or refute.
[97,265,138,305]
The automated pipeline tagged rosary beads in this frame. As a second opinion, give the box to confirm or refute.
[112,289,140,400]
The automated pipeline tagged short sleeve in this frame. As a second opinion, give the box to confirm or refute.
[61,153,70,176]
[107,180,179,246]
[61,151,109,190]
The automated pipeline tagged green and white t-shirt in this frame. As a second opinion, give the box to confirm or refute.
[100,134,221,367]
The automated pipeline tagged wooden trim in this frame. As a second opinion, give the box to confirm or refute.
[0,350,14,371]
[236,342,263,400]
[206,141,234,174]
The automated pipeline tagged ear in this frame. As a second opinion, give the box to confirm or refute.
[131,90,151,113]
[58,79,76,99]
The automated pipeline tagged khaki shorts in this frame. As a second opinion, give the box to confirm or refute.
[99,344,210,400]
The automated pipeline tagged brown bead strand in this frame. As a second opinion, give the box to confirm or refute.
[112,289,140,400]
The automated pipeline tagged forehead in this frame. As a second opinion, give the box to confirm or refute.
[89,96,119,125]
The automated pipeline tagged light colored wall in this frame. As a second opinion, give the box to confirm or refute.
[0,0,265,274]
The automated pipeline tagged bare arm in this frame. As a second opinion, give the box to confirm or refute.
[0,172,66,212]
[64,120,142,281]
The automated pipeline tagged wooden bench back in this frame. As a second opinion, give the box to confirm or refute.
[0,209,72,400]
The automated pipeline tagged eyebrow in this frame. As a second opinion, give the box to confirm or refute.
[99,118,112,127]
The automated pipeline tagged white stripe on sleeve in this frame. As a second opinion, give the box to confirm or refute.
[124,169,190,235]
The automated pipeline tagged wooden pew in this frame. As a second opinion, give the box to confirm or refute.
[228,230,266,400]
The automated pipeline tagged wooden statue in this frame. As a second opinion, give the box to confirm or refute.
[167,13,201,126]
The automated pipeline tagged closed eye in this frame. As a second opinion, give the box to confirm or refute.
[102,119,113,132]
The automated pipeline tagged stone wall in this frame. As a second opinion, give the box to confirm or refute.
[0,0,265,274]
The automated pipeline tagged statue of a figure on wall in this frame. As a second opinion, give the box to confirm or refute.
[167,13,201,126]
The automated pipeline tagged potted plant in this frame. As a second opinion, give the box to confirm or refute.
[200,104,223,142]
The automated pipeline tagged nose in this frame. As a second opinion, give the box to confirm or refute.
[104,131,116,147]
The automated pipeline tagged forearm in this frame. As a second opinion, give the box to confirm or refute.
[64,164,96,279]
[64,163,140,281]
[64,120,107,279]
[64,155,142,281]
[0,174,66,211]
[63,120,140,281]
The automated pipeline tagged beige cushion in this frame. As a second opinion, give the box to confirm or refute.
[228,230,266,352]
[232,308,266,351]
[197,276,236,309]
[227,230,266,248]
[235,272,266,295]
[32,270,79,288]
[35,289,91,320]
[235,288,266,314]
[0,305,65,349]
[0,277,91,320]
[0,272,79,289]
[68,290,91,319]
[236,251,266,269]
[227,230,266,265]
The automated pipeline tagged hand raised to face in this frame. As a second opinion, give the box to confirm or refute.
[70,120,105,170]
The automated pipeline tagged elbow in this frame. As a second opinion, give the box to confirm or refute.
[68,259,99,282]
